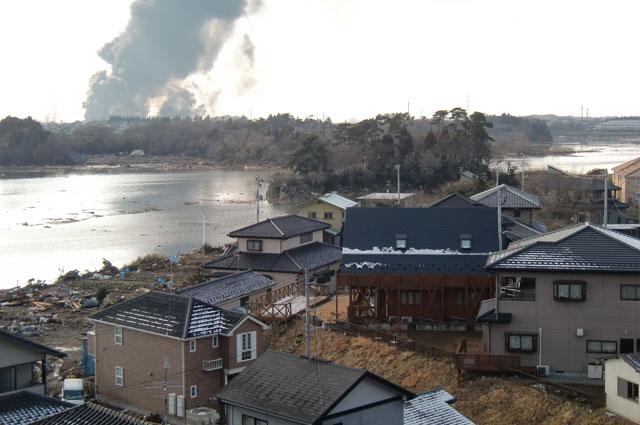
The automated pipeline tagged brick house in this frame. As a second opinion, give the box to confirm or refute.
[87,291,268,420]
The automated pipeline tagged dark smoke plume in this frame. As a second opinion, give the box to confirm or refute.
[84,0,247,120]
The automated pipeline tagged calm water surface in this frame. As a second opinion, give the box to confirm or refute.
[0,169,290,288]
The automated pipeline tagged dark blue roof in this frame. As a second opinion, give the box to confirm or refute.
[204,242,342,274]
[229,215,329,239]
[429,193,485,208]
[487,223,640,272]
[29,402,152,425]
[0,391,72,425]
[342,207,499,252]
[341,254,489,275]
[177,270,275,305]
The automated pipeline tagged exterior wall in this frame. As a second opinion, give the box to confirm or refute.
[298,201,344,231]
[223,320,265,374]
[87,331,95,356]
[488,272,640,373]
[605,359,640,423]
[227,404,300,425]
[281,230,324,251]
[503,208,532,226]
[237,237,282,254]
[624,176,640,204]
[322,400,404,425]
[328,377,400,413]
[93,322,184,415]
[0,342,44,368]
[183,335,224,411]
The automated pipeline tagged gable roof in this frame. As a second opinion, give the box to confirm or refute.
[229,215,329,239]
[88,291,245,339]
[0,391,72,425]
[428,193,486,208]
[177,270,275,305]
[404,388,475,425]
[471,184,541,209]
[204,242,342,274]
[299,192,357,210]
[0,329,67,358]
[501,213,543,242]
[28,402,152,425]
[486,223,640,272]
[216,350,413,424]
[613,156,640,176]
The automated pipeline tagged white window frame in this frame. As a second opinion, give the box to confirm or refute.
[115,366,123,387]
[212,335,219,348]
[190,385,197,398]
[237,331,257,363]
[190,340,196,352]
[114,326,122,345]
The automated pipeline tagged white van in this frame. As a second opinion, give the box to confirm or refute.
[61,378,85,405]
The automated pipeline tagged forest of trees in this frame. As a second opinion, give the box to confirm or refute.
[0,110,550,193]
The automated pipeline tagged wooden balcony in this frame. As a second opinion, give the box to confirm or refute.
[246,278,328,323]
[203,358,223,371]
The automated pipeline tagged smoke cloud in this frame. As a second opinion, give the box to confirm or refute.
[83,0,247,120]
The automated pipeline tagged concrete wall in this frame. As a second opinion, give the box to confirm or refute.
[605,358,640,423]
[488,272,640,373]
[298,201,345,231]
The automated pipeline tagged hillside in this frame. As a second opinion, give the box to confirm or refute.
[265,319,631,425]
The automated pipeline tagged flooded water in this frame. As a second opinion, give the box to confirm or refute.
[0,169,290,288]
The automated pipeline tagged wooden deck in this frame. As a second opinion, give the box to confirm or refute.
[246,279,329,323]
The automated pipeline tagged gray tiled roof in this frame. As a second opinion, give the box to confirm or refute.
[28,402,152,425]
[620,353,640,373]
[216,350,413,424]
[204,242,342,274]
[0,391,72,425]
[429,193,486,208]
[0,330,67,359]
[177,270,275,305]
[88,291,244,338]
[471,184,541,209]
[486,223,640,272]
[404,388,475,425]
[501,213,543,242]
[229,215,329,239]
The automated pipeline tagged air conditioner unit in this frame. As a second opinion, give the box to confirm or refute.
[388,316,396,323]
[536,365,550,377]
[400,316,413,323]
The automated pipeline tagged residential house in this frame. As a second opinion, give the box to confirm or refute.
[470,184,547,233]
[203,215,342,291]
[603,354,640,423]
[338,207,499,323]
[28,402,154,425]
[215,350,415,425]
[357,192,416,208]
[177,270,276,312]
[613,156,640,205]
[404,388,475,425]
[0,329,67,396]
[297,192,357,244]
[480,223,640,375]
[87,291,269,420]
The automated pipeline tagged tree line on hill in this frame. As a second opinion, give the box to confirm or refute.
[0,111,551,193]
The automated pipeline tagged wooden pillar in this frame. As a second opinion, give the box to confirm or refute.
[440,273,445,322]
[421,273,425,321]
[397,274,401,320]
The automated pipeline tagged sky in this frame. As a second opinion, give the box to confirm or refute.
[1,0,639,123]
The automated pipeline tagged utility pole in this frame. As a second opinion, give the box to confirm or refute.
[305,269,311,358]
[395,164,401,206]
[603,169,609,228]
[496,161,503,251]
[255,176,264,223]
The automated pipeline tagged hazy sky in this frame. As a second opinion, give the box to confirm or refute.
[2,0,639,123]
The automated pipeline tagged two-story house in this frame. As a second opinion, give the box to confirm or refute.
[204,215,342,291]
[470,184,547,233]
[613,156,640,205]
[87,291,268,420]
[297,192,357,244]
[479,223,640,375]
[338,207,499,323]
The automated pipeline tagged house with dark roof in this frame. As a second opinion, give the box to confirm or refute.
[297,192,358,244]
[177,270,276,312]
[87,291,269,420]
[0,329,67,397]
[27,402,153,425]
[204,215,342,292]
[479,223,640,375]
[338,208,499,323]
[470,184,547,232]
[613,156,640,205]
[603,353,640,423]
[0,391,72,425]
[215,350,415,425]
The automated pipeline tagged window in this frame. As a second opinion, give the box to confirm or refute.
[237,332,256,362]
[514,209,521,218]
[459,234,472,250]
[115,367,123,386]
[240,295,249,307]
[242,415,268,425]
[190,340,196,352]
[553,281,586,301]
[114,326,122,345]
[400,291,420,305]
[505,334,537,352]
[190,385,197,398]
[247,240,263,252]
[324,212,333,219]
[308,211,317,219]
[621,285,640,300]
[212,335,219,348]
[300,232,313,243]
[618,377,639,402]
[395,234,407,250]
[587,340,617,354]
[499,276,536,300]
[636,179,640,186]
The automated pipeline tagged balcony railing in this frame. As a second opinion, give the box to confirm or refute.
[203,358,223,371]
